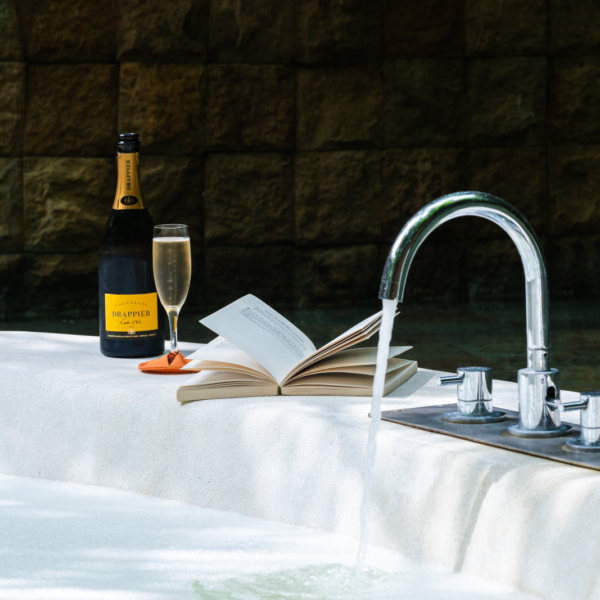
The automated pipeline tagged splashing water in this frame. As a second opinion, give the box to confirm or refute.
[356,298,398,571]
[193,564,390,599]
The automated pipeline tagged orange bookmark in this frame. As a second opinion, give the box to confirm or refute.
[138,352,192,374]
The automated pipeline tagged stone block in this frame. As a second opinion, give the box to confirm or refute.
[21,0,116,62]
[206,246,293,310]
[204,153,294,246]
[140,156,203,246]
[466,0,546,56]
[207,65,294,151]
[0,0,23,60]
[0,254,23,320]
[465,147,546,238]
[295,151,381,246]
[383,0,463,59]
[185,248,206,312]
[467,238,525,300]
[383,59,464,147]
[550,58,600,144]
[382,148,465,242]
[549,0,600,55]
[120,63,205,155]
[23,253,98,319]
[25,64,117,157]
[0,62,25,156]
[117,0,208,62]
[0,158,22,252]
[547,235,600,298]
[294,245,380,308]
[548,146,600,236]
[386,237,468,305]
[209,0,293,63]
[23,158,115,253]
[297,66,382,151]
[296,0,381,64]
[467,58,546,147]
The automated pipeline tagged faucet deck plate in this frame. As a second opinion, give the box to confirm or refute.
[379,405,600,472]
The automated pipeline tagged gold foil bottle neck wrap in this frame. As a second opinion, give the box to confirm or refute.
[113,152,145,210]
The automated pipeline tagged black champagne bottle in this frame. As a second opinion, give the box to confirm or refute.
[99,133,165,357]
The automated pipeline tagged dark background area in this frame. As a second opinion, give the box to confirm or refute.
[1,0,599,320]
[0,0,598,390]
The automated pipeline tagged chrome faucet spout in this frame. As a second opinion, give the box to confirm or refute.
[380,191,567,438]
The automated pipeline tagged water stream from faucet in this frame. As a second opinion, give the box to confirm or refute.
[356,298,398,571]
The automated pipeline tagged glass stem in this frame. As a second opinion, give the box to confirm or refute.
[168,309,179,355]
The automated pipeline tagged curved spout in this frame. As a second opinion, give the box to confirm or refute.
[379,191,549,371]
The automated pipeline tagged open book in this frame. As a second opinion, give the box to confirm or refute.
[177,295,417,403]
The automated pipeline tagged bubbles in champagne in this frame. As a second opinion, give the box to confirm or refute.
[152,237,192,311]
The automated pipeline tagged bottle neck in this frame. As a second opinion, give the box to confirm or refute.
[113,152,145,210]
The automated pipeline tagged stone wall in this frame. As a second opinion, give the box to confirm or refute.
[1,0,599,318]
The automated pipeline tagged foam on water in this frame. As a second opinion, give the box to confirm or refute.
[356,299,398,571]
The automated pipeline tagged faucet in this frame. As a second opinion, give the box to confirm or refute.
[380,191,570,438]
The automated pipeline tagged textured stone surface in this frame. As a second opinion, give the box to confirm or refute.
[295,151,381,246]
[209,0,293,63]
[547,236,600,299]
[23,158,114,253]
[466,58,546,147]
[0,254,23,319]
[383,0,463,58]
[207,65,294,151]
[296,0,381,63]
[0,62,24,156]
[204,153,294,246]
[383,59,464,147]
[25,64,117,157]
[141,155,206,313]
[206,246,293,309]
[294,245,380,308]
[550,58,600,144]
[140,155,203,245]
[465,147,546,238]
[23,253,98,318]
[117,0,208,62]
[120,63,205,155]
[0,0,23,60]
[297,66,382,150]
[467,238,525,300]
[392,236,468,304]
[548,146,600,236]
[549,0,600,55]
[466,0,546,56]
[0,158,22,252]
[3,331,600,600]
[21,0,116,62]
[382,148,464,242]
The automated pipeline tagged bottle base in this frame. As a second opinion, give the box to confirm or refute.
[100,338,165,359]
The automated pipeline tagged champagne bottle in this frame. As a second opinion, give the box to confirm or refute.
[98,133,165,357]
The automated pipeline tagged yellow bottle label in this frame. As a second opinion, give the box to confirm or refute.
[105,292,158,334]
[112,152,145,210]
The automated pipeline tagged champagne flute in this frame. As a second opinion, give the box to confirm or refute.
[153,224,192,357]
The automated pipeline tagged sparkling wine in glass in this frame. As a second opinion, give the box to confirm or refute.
[153,224,192,356]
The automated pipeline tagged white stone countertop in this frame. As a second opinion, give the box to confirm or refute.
[0,331,598,600]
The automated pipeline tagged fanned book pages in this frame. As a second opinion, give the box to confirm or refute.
[177,295,417,403]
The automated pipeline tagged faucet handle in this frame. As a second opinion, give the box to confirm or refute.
[438,373,464,386]
[566,392,600,451]
[438,367,507,424]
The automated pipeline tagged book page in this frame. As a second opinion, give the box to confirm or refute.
[182,336,275,381]
[199,295,316,385]
[281,311,386,384]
